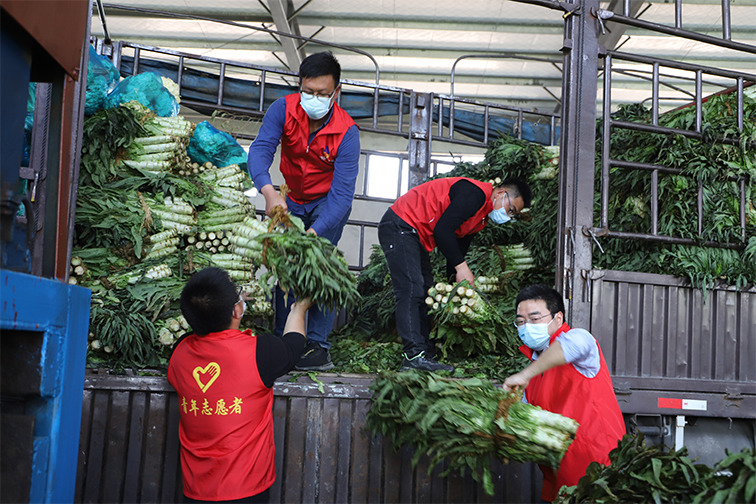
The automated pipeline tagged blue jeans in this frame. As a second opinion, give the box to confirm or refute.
[273,201,351,349]
[378,209,434,357]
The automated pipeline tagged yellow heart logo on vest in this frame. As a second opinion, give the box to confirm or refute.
[193,362,221,393]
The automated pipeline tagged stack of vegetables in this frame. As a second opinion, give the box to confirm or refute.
[75,95,364,369]
[556,432,756,504]
[367,370,579,496]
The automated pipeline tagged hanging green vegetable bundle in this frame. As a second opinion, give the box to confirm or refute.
[256,207,360,312]
[367,370,578,496]
[426,280,520,358]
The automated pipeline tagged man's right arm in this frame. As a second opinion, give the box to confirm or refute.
[248,97,287,213]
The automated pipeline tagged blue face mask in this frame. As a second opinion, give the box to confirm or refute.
[300,91,333,120]
[517,321,552,351]
[488,206,512,224]
[488,192,516,224]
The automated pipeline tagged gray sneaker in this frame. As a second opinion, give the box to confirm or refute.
[400,351,454,372]
[295,343,335,371]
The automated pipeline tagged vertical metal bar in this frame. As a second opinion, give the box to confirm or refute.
[550,116,556,146]
[176,56,184,95]
[740,178,747,240]
[397,92,405,133]
[449,98,455,138]
[133,47,140,75]
[651,169,659,235]
[483,105,490,145]
[601,55,612,229]
[358,225,366,269]
[555,0,601,328]
[695,70,703,134]
[623,0,630,16]
[438,97,444,137]
[737,77,744,130]
[372,88,379,129]
[217,63,226,106]
[259,71,266,112]
[362,154,369,197]
[722,0,732,41]
[652,63,660,126]
[675,0,682,29]
[517,109,523,140]
[697,182,703,237]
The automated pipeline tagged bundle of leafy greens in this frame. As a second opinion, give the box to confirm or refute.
[556,432,756,504]
[367,370,579,496]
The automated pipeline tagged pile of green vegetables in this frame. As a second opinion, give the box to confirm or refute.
[367,370,579,496]
[332,91,756,376]
[75,101,358,370]
[557,431,756,503]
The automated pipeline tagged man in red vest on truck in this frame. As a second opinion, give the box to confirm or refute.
[379,176,531,372]
[248,51,360,372]
[503,284,626,502]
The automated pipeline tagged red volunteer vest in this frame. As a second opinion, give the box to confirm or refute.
[390,177,494,252]
[520,323,626,502]
[167,329,275,501]
[280,93,356,204]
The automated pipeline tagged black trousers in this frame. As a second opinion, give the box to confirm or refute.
[183,488,270,503]
[378,209,435,357]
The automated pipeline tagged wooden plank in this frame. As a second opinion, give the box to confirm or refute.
[101,390,130,503]
[367,429,384,503]
[75,389,93,502]
[269,396,288,503]
[301,398,322,503]
[283,397,307,503]
[447,460,465,504]
[335,401,353,504]
[318,398,341,504]
[381,433,402,503]
[122,391,146,504]
[590,277,617,374]
[647,285,666,377]
[161,392,182,503]
[399,444,414,503]
[414,453,432,503]
[81,390,109,503]
[429,458,445,503]
[140,393,168,503]
[639,284,654,376]
[350,399,371,503]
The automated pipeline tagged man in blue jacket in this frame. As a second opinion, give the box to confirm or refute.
[247,51,360,371]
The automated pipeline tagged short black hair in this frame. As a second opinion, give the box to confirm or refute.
[180,267,238,336]
[500,177,532,208]
[299,51,341,87]
[515,284,565,317]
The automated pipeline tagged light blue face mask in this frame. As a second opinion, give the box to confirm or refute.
[517,320,552,351]
[488,205,512,224]
[300,91,333,120]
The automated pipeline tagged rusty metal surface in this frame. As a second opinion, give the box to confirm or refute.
[77,372,541,503]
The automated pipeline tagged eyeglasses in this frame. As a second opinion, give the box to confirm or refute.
[300,88,336,100]
[235,285,244,303]
[513,312,553,328]
[502,192,521,221]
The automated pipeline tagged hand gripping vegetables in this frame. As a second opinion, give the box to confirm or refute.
[367,370,579,496]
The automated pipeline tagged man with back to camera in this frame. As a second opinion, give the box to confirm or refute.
[247,51,360,372]
[503,284,626,503]
[167,267,311,503]
[378,176,532,372]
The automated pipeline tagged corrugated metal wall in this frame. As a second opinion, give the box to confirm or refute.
[590,270,756,417]
[76,373,542,504]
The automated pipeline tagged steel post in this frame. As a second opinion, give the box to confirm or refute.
[407,92,433,190]
[556,0,602,327]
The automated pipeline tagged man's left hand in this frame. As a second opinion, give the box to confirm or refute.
[306,228,318,236]
[503,371,531,391]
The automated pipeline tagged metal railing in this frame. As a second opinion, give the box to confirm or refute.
[598,50,756,249]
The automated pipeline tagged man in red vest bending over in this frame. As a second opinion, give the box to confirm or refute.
[248,51,360,372]
[503,284,626,502]
[379,176,531,372]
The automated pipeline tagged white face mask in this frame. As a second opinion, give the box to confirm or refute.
[488,192,516,225]
[233,297,247,318]
[300,91,334,120]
